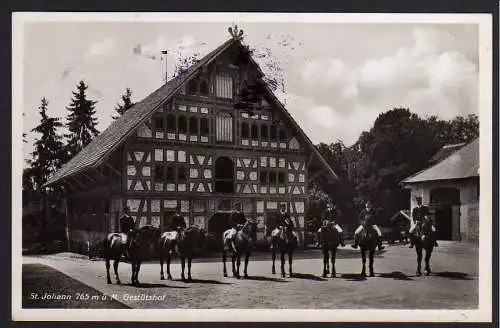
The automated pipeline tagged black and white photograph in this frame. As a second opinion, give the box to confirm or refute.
[12,12,493,322]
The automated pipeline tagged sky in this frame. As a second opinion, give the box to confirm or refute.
[20,18,480,163]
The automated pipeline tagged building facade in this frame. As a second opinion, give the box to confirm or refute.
[44,34,338,252]
[401,139,479,242]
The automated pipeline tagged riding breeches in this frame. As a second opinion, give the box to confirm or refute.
[355,225,382,237]
[318,224,343,234]
[409,224,436,234]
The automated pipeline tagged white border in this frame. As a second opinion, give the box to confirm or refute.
[12,12,493,322]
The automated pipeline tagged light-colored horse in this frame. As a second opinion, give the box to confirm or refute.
[269,225,298,278]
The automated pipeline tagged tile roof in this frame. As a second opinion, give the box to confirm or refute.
[429,142,466,164]
[401,138,479,184]
[44,36,338,187]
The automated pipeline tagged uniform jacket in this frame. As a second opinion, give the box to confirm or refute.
[230,211,247,227]
[170,213,186,230]
[412,205,430,222]
[120,214,135,233]
[358,208,378,226]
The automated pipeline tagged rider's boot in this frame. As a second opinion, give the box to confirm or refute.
[378,239,385,251]
[351,235,359,249]
[339,234,346,247]
[409,240,414,248]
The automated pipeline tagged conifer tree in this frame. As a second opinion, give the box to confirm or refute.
[64,80,99,159]
[112,87,135,120]
[29,97,64,189]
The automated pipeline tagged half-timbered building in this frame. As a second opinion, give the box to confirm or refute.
[44,29,338,252]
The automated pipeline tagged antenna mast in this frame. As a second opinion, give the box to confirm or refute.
[161,50,168,83]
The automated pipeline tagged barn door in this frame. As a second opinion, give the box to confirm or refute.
[452,205,461,241]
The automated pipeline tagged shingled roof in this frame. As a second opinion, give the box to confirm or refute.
[401,138,479,184]
[43,36,338,187]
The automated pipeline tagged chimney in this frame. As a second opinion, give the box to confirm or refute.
[161,50,168,83]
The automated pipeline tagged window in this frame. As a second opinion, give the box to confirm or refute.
[178,116,187,133]
[200,118,209,136]
[259,171,268,184]
[251,124,259,139]
[269,171,277,185]
[241,122,249,139]
[216,111,233,143]
[270,124,277,141]
[189,117,198,135]
[178,167,187,182]
[214,157,234,193]
[199,80,209,96]
[278,172,285,184]
[154,164,164,182]
[166,167,175,183]
[155,117,164,130]
[188,80,197,95]
[166,114,176,132]
[261,125,269,139]
[279,128,287,142]
[216,72,233,98]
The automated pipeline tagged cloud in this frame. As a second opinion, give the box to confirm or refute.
[84,38,116,62]
[296,26,478,145]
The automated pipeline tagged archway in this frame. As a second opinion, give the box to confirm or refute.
[430,187,460,240]
[214,156,234,193]
[207,212,232,251]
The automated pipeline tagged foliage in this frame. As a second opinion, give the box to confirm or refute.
[64,81,100,160]
[112,88,135,120]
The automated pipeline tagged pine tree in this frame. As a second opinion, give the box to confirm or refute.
[64,81,100,159]
[112,88,135,120]
[29,97,65,189]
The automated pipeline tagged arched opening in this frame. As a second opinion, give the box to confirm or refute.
[216,111,233,143]
[207,212,231,251]
[214,156,234,193]
[430,187,461,240]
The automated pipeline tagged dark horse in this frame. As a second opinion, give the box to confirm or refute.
[412,220,435,276]
[222,219,258,279]
[318,221,341,278]
[103,225,160,285]
[269,224,298,278]
[158,226,206,281]
[356,222,379,277]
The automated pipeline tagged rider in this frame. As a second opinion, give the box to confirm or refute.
[119,206,136,256]
[228,203,247,248]
[351,200,385,251]
[170,205,187,243]
[408,196,438,248]
[317,202,346,247]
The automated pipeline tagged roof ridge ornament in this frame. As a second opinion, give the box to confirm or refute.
[228,24,244,41]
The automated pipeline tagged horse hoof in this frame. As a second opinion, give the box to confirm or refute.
[167,275,172,280]
[325,269,330,274]
[425,271,431,276]
[188,277,193,282]
[322,273,327,278]
[244,274,249,279]
[272,270,276,275]
[223,273,228,278]
[116,280,121,285]
[236,275,241,280]
[361,272,366,278]
[370,272,375,277]
[107,280,112,284]
[331,273,336,278]
[416,271,422,276]
[160,276,164,280]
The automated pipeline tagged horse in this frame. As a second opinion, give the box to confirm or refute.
[158,226,206,281]
[318,221,341,278]
[269,224,298,278]
[103,225,160,285]
[222,218,258,279]
[412,220,435,276]
[356,221,379,277]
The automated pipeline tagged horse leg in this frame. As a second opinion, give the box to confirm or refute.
[231,253,237,277]
[416,246,422,276]
[166,253,172,280]
[160,256,165,280]
[280,251,286,278]
[288,249,293,278]
[187,257,193,281]
[424,248,432,275]
[369,249,375,277]
[106,258,112,284]
[331,248,337,278]
[271,247,276,275]
[236,254,241,279]
[222,250,228,277]
[322,249,329,277]
[244,252,250,279]
[181,257,186,281]
[361,249,366,277]
[136,261,141,285]
[113,259,121,285]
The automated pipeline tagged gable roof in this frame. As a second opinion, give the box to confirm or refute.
[401,138,479,184]
[429,142,466,164]
[43,37,338,187]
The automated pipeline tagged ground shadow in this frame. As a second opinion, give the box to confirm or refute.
[243,275,289,283]
[124,282,188,288]
[378,271,413,281]
[290,273,327,281]
[339,273,367,282]
[432,271,474,280]
[180,278,233,285]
